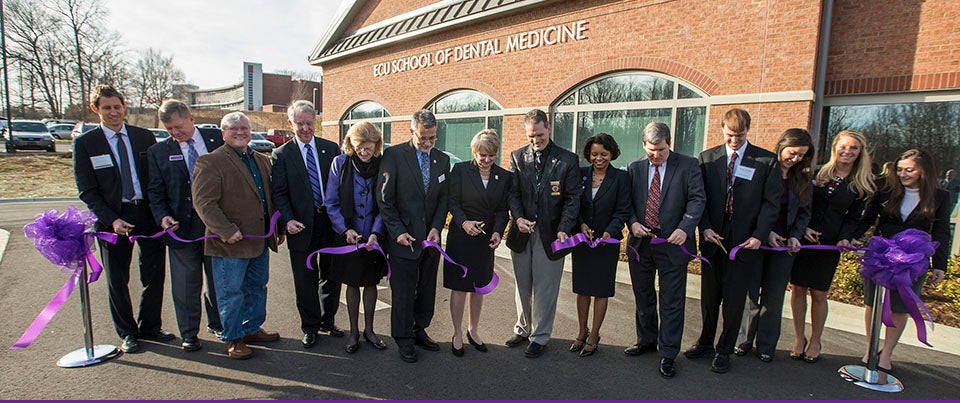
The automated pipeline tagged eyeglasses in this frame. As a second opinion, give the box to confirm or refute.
[354,144,376,154]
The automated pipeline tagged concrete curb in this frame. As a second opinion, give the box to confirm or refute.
[0,197,81,204]
[0,229,8,265]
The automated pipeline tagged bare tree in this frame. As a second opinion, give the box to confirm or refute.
[5,0,63,116]
[47,0,102,121]
[131,48,184,125]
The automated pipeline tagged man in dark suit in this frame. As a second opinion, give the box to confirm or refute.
[272,100,344,348]
[146,100,224,352]
[375,109,450,363]
[504,109,581,358]
[687,109,781,373]
[73,84,172,353]
[625,122,705,378]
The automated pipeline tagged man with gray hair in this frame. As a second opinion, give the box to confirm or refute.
[192,112,282,359]
[376,109,450,363]
[271,100,343,349]
[624,121,705,378]
[147,100,225,351]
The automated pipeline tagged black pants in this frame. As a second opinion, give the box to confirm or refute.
[630,235,688,360]
[99,202,166,339]
[168,213,221,339]
[389,249,440,347]
[288,212,340,333]
[737,250,795,355]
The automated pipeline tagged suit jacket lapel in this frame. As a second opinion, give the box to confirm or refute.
[165,138,189,178]
[637,159,650,202]
[593,169,613,202]
[93,129,122,181]
[223,147,259,197]
[660,154,677,197]
[313,138,333,184]
[522,146,538,195]
[403,142,427,197]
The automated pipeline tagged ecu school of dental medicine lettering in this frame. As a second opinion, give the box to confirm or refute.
[373,20,590,77]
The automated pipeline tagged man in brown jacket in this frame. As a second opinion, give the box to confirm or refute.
[192,111,281,359]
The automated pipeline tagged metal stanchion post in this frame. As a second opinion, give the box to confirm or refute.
[56,262,121,368]
[838,283,904,392]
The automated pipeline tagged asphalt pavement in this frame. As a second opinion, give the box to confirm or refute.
[1,200,958,400]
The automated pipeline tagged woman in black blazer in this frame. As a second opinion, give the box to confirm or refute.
[444,129,511,356]
[857,148,951,373]
[735,128,813,362]
[569,133,631,357]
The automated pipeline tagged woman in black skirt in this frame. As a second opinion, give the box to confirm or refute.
[788,130,875,362]
[569,133,631,357]
[444,129,511,356]
[857,148,951,373]
[324,121,388,353]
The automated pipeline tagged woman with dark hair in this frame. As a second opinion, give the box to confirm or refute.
[444,129,511,357]
[569,132,631,357]
[324,121,388,353]
[734,128,813,362]
[789,130,875,363]
[857,148,951,373]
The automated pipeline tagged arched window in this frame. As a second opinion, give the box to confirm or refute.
[340,101,392,143]
[427,90,503,163]
[553,72,708,167]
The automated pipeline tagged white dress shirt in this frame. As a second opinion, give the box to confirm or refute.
[295,136,325,199]
[102,123,143,201]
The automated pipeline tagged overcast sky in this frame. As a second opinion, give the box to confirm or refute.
[101,0,346,88]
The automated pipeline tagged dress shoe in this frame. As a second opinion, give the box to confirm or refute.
[319,324,345,338]
[579,336,600,358]
[452,336,465,357]
[711,354,731,373]
[659,357,677,378]
[466,331,487,352]
[345,333,359,354]
[363,332,387,350]
[207,326,223,338]
[141,329,176,341]
[302,332,317,348]
[399,344,418,363]
[505,333,528,347]
[181,337,202,352]
[790,339,807,360]
[624,343,658,356]
[226,340,252,360]
[414,333,440,351]
[683,344,715,359]
[734,343,751,356]
[758,353,774,362]
[243,328,280,343]
[524,341,545,358]
[120,336,140,353]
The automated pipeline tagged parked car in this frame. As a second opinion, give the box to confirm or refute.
[249,132,275,153]
[6,120,56,152]
[71,122,98,140]
[150,128,170,140]
[265,128,295,147]
[382,142,464,165]
[197,123,219,129]
[48,124,75,139]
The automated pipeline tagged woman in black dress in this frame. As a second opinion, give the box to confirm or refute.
[324,121,388,353]
[857,148,951,373]
[789,130,875,362]
[569,133,631,357]
[444,129,511,356]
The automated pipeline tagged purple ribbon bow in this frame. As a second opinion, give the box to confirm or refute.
[129,211,282,243]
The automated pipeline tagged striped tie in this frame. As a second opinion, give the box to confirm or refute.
[186,138,199,178]
[304,144,322,208]
[645,164,661,229]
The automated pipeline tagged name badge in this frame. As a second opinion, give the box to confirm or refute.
[735,166,755,181]
[438,174,446,183]
[550,180,561,196]
[90,154,114,170]
[169,155,184,161]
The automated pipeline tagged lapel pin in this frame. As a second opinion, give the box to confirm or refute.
[322,150,326,154]
[433,159,437,164]
[495,174,499,180]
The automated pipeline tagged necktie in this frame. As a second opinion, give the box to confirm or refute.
[304,144,322,208]
[420,151,430,192]
[725,152,738,215]
[645,164,661,229]
[534,151,543,183]
[186,138,199,178]
[116,132,135,200]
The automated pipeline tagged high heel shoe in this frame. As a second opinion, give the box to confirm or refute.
[579,336,600,357]
[569,328,589,352]
[345,333,360,354]
[790,338,807,361]
[452,336,465,357]
[363,331,387,350]
[803,340,822,363]
[466,331,487,352]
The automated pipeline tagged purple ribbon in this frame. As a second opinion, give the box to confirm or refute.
[554,233,710,266]
[308,242,392,280]
[129,211,282,243]
[422,240,468,279]
[858,228,937,347]
[727,244,865,261]
[474,271,500,295]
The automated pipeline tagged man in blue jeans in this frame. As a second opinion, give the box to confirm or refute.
[192,112,282,359]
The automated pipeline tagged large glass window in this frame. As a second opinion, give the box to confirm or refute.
[427,90,503,164]
[340,101,392,144]
[553,72,707,168]
[820,101,960,174]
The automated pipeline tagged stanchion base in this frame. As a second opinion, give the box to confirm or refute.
[838,365,903,393]
[57,344,122,368]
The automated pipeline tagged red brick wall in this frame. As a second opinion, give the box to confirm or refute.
[262,74,292,106]
[826,0,960,94]
[320,0,824,157]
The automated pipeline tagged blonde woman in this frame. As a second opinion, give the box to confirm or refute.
[788,130,875,362]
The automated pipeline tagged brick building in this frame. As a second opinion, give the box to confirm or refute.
[309,0,959,172]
